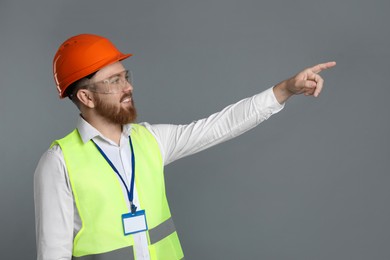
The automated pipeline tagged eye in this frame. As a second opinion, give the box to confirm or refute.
[125,75,130,83]
[109,76,121,84]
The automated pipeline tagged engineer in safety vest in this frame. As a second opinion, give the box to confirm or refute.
[34,33,336,260]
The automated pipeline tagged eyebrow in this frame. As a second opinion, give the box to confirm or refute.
[105,70,128,80]
[96,71,126,84]
[114,70,128,77]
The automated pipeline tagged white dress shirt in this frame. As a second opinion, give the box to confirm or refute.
[34,87,284,260]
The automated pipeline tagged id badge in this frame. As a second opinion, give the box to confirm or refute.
[122,210,148,236]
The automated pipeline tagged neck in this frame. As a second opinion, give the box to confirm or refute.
[81,113,123,145]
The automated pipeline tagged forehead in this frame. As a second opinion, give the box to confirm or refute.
[94,61,126,81]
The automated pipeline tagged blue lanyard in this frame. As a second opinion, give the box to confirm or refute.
[92,137,137,214]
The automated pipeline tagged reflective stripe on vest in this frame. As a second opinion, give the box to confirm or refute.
[149,217,176,244]
[72,246,134,260]
[54,124,184,259]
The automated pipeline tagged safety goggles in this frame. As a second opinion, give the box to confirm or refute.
[85,70,132,94]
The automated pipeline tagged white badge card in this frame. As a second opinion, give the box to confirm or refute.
[122,210,148,236]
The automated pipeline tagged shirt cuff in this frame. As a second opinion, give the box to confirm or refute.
[253,86,285,115]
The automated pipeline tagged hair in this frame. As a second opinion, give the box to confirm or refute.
[66,71,98,109]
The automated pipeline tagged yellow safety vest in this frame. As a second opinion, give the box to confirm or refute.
[53,124,184,260]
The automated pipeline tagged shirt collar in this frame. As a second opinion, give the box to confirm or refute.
[76,115,133,144]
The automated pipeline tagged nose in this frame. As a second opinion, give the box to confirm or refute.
[123,81,133,92]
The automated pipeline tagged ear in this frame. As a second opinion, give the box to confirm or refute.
[76,89,96,108]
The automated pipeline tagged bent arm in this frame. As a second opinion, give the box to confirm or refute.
[34,146,74,260]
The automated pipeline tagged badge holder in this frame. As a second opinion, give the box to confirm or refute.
[122,210,148,236]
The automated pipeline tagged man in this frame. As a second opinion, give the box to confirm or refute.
[34,33,335,260]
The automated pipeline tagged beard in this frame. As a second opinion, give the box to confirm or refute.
[94,93,137,125]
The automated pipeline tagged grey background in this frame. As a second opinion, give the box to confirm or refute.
[1,0,389,259]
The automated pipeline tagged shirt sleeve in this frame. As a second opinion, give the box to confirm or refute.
[143,87,284,165]
[34,145,74,260]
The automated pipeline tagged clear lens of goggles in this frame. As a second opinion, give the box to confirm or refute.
[88,70,132,94]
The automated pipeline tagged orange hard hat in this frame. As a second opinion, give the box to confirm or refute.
[53,34,132,98]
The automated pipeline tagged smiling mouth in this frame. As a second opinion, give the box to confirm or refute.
[121,95,132,103]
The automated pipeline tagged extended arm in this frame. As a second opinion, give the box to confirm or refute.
[146,61,336,165]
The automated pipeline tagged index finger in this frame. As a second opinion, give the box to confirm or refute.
[310,61,336,74]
